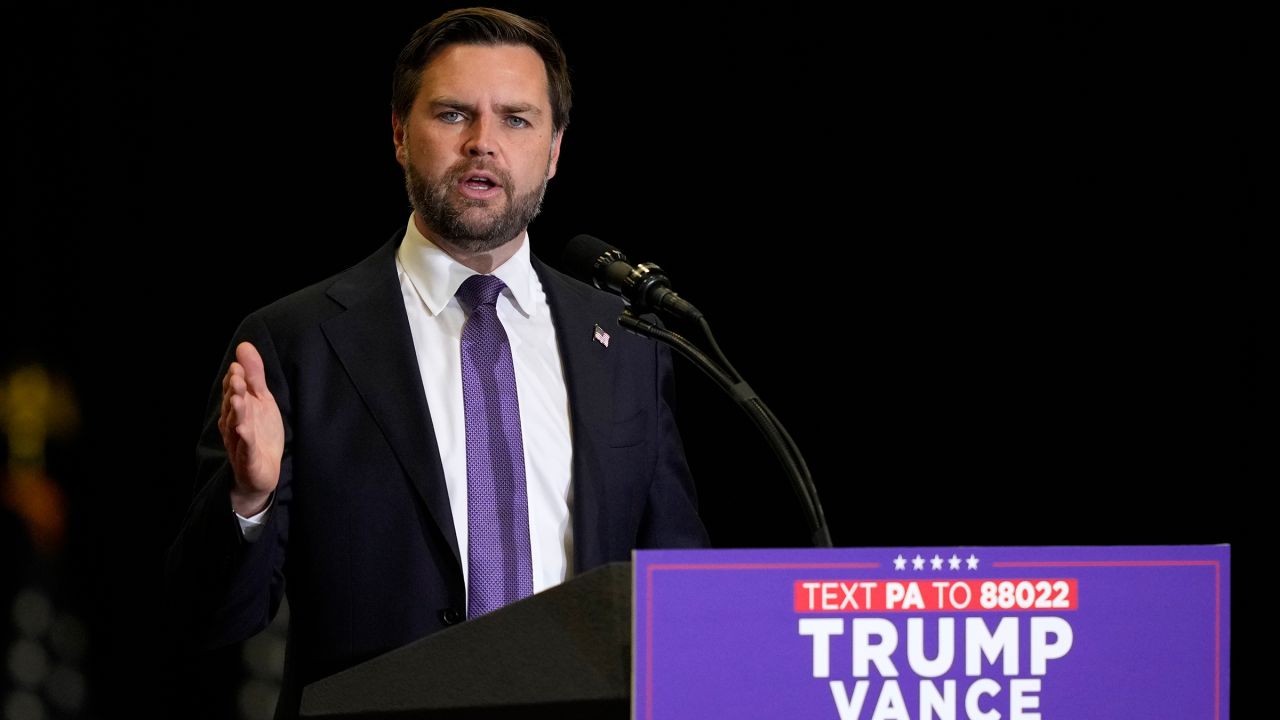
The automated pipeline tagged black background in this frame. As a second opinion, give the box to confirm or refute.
[3,4,1261,716]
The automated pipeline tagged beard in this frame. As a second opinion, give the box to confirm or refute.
[404,156,550,254]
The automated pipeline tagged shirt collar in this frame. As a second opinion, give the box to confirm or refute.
[396,213,538,319]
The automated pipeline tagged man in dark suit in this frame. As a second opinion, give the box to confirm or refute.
[166,8,708,718]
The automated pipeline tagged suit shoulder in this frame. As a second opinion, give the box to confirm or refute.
[243,233,402,332]
[532,252,675,362]
[532,253,628,314]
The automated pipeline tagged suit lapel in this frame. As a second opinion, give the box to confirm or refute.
[320,236,462,569]
[313,244,621,577]
[535,257,618,572]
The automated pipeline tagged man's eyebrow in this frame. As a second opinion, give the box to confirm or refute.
[428,97,543,115]
[429,97,474,112]
[496,103,542,116]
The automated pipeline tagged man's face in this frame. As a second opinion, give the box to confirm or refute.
[393,43,562,252]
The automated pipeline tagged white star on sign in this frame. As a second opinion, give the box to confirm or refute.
[966,554,980,570]
[893,554,907,571]
[931,555,944,570]
[912,555,925,571]
[949,555,962,570]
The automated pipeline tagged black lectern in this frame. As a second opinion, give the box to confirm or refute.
[299,562,631,718]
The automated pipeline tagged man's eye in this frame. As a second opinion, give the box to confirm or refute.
[439,111,464,123]
[506,116,530,128]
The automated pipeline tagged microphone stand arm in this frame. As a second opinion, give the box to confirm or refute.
[619,310,833,548]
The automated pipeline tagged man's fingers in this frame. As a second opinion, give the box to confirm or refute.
[219,394,240,454]
[235,342,271,397]
[221,363,245,421]
[229,394,246,424]
[222,361,243,391]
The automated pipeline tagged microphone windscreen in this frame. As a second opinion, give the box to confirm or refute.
[559,234,616,282]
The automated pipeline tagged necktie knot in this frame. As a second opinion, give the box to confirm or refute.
[457,274,507,309]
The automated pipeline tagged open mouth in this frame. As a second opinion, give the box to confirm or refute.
[464,176,498,191]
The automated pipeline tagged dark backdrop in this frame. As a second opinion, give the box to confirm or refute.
[3,4,1260,717]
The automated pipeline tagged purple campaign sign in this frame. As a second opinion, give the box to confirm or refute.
[633,546,1228,720]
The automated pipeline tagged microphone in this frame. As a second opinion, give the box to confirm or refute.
[562,237,830,546]
[560,234,702,320]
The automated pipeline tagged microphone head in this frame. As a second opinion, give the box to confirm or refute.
[560,233,619,283]
[558,234,695,318]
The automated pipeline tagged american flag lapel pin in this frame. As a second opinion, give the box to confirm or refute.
[592,323,611,348]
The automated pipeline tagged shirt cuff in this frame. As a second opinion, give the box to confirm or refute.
[234,495,273,543]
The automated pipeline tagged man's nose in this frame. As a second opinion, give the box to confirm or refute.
[464,115,497,157]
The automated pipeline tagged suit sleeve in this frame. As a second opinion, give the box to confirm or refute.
[636,342,711,549]
[165,312,292,650]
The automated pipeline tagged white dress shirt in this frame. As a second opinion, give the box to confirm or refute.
[238,216,575,603]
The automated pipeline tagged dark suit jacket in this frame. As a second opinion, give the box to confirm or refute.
[165,229,708,718]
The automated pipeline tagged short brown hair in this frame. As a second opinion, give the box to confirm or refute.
[391,7,572,133]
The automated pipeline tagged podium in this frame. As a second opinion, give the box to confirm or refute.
[301,546,1229,719]
[299,562,631,719]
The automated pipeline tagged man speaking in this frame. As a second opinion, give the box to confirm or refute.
[166,8,708,718]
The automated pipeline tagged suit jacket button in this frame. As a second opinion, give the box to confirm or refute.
[440,608,463,625]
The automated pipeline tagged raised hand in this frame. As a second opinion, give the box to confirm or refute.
[218,341,285,516]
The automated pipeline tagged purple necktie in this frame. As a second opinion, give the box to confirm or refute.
[457,274,533,618]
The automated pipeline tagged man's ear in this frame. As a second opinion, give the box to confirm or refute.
[392,112,408,167]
